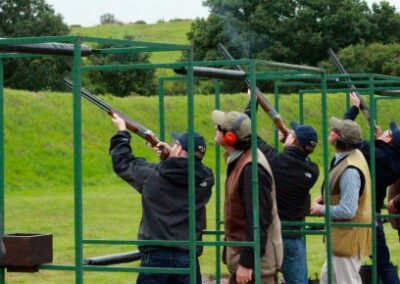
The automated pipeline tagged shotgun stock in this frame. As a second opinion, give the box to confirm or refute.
[217,43,289,137]
[63,78,169,159]
[327,48,374,126]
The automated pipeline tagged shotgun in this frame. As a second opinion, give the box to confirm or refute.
[84,250,142,265]
[327,48,374,126]
[217,43,289,137]
[63,78,169,159]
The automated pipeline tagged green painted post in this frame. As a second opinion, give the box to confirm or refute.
[249,60,261,284]
[299,92,304,124]
[158,78,165,141]
[72,38,83,284]
[0,59,4,284]
[368,75,378,284]
[214,79,222,284]
[186,47,196,284]
[320,73,333,284]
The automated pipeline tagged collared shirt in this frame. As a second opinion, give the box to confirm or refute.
[321,151,361,219]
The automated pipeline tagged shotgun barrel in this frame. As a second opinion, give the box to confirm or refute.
[327,48,374,125]
[84,251,142,265]
[63,78,169,159]
[217,43,289,137]
[0,40,92,56]
[174,66,246,81]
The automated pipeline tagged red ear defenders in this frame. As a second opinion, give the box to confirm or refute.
[222,115,248,147]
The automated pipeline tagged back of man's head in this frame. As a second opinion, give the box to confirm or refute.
[290,121,318,154]
[172,132,207,160]
[390,121,400,152]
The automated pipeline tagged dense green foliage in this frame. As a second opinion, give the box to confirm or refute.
[190,0,400,64]
[322,43,400,75]
[0,0,71,91]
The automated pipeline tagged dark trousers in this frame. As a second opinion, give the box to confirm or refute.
[376,219,400,284]
[137,249,201,284]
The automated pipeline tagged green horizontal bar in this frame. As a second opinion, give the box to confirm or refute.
[39,264,188,274]
[378,214,400,218]
[254,59,323,73]
[0,53,44,59]
[82,62,188,72]
[83,238,256,247]
[0,36,78,45]
[79,36,190,50]
[93,46,186,55]
[330,222,372,228]
[202,230,224,235]
[275,82,317,87]
[282,230,326,236]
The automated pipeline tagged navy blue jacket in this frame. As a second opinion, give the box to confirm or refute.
[344,106,400,212]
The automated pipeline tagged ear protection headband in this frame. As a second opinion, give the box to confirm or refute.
[222,115,248,147]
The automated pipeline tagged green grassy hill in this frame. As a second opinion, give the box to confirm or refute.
[4,89,400,283]
[71,20,193,77]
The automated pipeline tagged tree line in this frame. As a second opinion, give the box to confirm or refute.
[1,0,400,96]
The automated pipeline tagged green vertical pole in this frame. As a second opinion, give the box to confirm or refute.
[158,78,165,141]
[274,84,280,149]
[186,47,196,284]
[320,73,333,284]
[72,38,83,284]
[368,75,377,284]
[0,59,5,284]
[214,79,222,284]
[249,60,261,284]
[299,92,304,124]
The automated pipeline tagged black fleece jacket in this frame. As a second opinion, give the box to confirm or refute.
[109,131,214,255]
[344,106,400,212]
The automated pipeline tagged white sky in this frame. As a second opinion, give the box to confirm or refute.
[46,0,400,27]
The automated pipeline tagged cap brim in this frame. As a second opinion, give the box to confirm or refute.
[390,121,398,133]
[211,110,226,125]
[290,121,299,131]
[171,131,181,140]
[329,117,342,129]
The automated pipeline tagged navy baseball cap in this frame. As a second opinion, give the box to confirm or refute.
[171,131,207,160]
[390,121,400,151]
[290,121,318,153]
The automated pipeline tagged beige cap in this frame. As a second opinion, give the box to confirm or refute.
[211,110,251,140]
[329,117,362,145]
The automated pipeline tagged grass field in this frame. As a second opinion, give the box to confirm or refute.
[3,88,400,283]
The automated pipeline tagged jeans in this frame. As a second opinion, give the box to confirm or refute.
[281,237,308,284]
[376,219,400,284]
[136,249,201,284]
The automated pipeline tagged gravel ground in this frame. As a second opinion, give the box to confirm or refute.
[202,275,229,283]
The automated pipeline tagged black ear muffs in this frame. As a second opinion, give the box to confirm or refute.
[334,137,349,149]
[222,115,248,147]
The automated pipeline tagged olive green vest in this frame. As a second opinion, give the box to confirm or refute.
[324,149,372,257]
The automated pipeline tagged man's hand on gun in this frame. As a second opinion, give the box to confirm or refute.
[153,141,171,158]
[111,113,127,131]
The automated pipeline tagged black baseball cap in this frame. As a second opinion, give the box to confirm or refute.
[171,131,207,160]
[290,121,318,153]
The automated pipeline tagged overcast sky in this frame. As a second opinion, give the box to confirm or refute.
[46,0,400,27]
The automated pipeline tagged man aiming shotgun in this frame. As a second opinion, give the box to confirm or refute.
[110,114,214,284]
[329,49,400,284]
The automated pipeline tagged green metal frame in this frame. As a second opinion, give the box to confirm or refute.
[1,35,400,284]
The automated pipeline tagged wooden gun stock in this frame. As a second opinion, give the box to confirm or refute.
[217,43,289,137]
[63,78,169,159]
[327,48,374,126]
